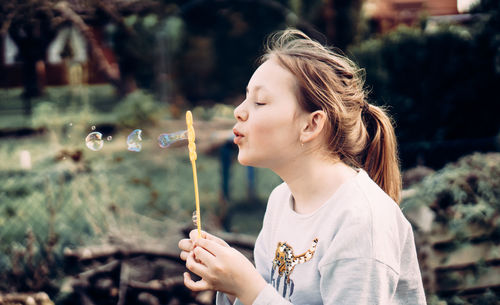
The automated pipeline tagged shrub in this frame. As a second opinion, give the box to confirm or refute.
[113,90,163,127]
[402,152,500,230]
[402,153,500,303]
[350,23,500,169]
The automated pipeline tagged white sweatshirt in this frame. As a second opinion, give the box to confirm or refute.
[217,169,427,305]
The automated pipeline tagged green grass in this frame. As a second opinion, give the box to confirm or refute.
[0,123,281,288]
[0,85,118,130]
[0,86,282,293]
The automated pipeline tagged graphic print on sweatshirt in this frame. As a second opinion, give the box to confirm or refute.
[270,238,319,300]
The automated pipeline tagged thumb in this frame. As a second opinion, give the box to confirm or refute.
[204,232,230,248]
[189,229,206,241]
[189,230,229,248]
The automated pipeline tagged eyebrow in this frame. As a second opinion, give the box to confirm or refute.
[246,85,268,95]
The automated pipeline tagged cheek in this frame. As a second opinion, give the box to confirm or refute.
[238,122,298,167]
[253,123,282,147]
[253,120,297,152]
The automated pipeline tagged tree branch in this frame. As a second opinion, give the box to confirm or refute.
[64,243,183,263]
[54,1,121,86]
[0,9,17,36]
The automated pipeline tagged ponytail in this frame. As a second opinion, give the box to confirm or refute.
[362,104,402,203]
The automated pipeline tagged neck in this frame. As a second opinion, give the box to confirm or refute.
[272,152,357,214]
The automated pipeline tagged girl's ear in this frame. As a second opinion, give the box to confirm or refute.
[300,110,327,143]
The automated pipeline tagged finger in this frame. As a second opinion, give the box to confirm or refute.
[193,244,217,266]
[180,250,189,261]
[194,237,224,257]
[189,229,206,241]
[178,238,194,252]
[186,252,209,277]
[189,230,229,248]
[204,232,230,248]
[183,272,211,291]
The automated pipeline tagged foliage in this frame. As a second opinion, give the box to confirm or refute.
[0,85,118,130]
[177,0,291,101]
[109,13,168,92]
[113,89,163,128]
[308,0,365,49]
[402,153,500,235]
[402,153,500,304]
[349,12,500,168]
[0,166,106,293]
[0,98,281,296]
[0,0,57,99]
[2,0,368,109]
[192,103,237,121]
[173,0,367,102]
[470,0,500,75]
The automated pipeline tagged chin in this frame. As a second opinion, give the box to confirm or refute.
[237,152,259,167]
[237,153,252,166]
[238,153,268,168]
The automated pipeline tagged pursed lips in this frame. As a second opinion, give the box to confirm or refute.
[233,127,245,145]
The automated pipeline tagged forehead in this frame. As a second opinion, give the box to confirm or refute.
[247,59,297,96]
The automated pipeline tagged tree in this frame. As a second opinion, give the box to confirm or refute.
[173,0,318,102]
[306,0,365,50]
[1,1,57,114]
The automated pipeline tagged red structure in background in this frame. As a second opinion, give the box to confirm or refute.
[365,0,460,33]
[0,26,116,88]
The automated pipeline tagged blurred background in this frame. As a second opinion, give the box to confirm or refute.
[0,0,499,304]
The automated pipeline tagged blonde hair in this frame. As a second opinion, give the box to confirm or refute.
[261,29,402,203]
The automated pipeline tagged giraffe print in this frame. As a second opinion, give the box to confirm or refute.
[270,238,319,299]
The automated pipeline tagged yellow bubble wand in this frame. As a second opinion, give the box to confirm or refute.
[186,111,202,238]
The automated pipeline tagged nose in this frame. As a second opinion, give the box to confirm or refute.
[234,101,248,122]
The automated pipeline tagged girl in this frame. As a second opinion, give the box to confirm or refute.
[178,29,426,305]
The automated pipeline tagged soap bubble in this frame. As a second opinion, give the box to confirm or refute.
[158,130,188,148]
[85,132,104,151]
[192,211,198,227]
[91,125,96,131]
[127,129,142,152]
[106,136,112,141]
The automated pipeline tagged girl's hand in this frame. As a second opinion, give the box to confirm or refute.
[178,230,229,262]
[184,235,266,305]
[178,230,237,303]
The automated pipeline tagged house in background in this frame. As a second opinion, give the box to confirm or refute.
[363,0,478,33]
[0,26,116,88]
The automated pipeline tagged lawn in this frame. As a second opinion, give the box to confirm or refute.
[0,86,282,292]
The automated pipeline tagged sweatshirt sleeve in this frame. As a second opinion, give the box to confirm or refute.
[216,285,295,305]
[319,258,399,305]
[216,292,235,305]
[251,284,293,305]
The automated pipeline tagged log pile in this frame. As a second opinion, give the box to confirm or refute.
[0,292,53,305]
[407,205,500,302]
[62,226,256,305]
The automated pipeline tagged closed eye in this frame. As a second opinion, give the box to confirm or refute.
[255,102,266,106]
